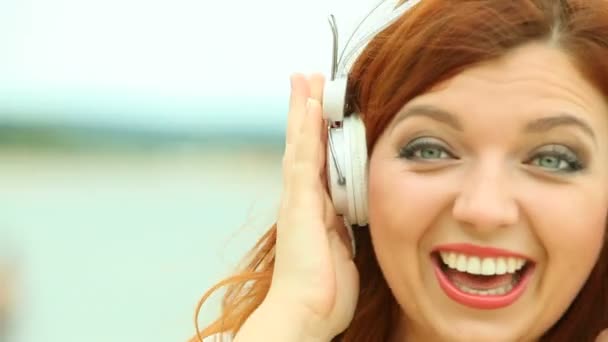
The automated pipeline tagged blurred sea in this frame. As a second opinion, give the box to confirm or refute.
[0,0,381,339]
[0,124,284,342]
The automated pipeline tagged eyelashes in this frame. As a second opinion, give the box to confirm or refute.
[399,137,456,161]
[398,137,587,173]
[524,145,585,173]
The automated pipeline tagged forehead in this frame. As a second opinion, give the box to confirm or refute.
[407,43,608,130]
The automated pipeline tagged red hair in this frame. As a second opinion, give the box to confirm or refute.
[193,1,608,340]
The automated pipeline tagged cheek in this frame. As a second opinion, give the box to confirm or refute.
[367,157,457,247]
[521,181,607,307]
[524,184,606,261]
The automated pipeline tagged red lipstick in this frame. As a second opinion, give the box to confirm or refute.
[431,243,535,310]
[432,243,532,259]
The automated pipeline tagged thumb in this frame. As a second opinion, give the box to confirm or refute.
[596,329,608,342]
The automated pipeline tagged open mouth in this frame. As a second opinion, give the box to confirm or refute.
[431,249,535,310]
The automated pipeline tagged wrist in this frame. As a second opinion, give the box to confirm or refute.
[235,295,332,342]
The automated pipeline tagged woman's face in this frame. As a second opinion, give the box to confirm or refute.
[368,43,608,341]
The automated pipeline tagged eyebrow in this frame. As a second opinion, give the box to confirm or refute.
[391,104,597,145]
[390,105,464,132]
[525,115,596,144]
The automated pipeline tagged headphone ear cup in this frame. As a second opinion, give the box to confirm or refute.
[326,113,369,226]
[327,127,348,219]
[343,113,369,226]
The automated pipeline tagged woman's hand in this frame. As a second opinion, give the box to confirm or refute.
[235,73,360,342]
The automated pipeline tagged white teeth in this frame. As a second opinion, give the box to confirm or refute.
[456,254,468,272]
[448,252,457,266]
[496,257,507,275]
[439,252,527,276]
[507,257,517,273]
[453,280,515,296]
[467,256,481,275]
[480,258,495,275]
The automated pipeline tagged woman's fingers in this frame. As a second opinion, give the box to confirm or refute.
[283,72,325,194]
[279,73,325,233]
[307,73,328,173]
[286,74,311,146]
[308,73,325,103]
[276,81,331,285]
[282,74,311,195]
[288,97,324,218]
[326,198,354,259]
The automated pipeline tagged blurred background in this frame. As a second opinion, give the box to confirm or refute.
[0,0,378,341]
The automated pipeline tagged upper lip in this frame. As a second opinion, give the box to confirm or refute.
[432,243,534,262]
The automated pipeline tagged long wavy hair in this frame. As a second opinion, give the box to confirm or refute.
[192,0,608,341]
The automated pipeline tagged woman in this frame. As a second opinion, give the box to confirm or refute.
[194,0,608,340]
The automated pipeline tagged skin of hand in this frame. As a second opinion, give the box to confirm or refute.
[234,73,359,342]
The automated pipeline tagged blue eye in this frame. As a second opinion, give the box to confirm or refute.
[527,145,584,173]
[399,137,455,161]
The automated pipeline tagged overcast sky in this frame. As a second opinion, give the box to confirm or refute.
[0,0,379,132]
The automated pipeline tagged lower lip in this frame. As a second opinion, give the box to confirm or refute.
[432,257,534,310]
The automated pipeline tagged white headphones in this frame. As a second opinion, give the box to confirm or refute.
[324,74,369,225]
[321,1,420,254]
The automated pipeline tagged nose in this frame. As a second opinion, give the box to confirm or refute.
[452,159,520,233]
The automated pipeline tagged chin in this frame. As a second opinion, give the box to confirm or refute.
[441,323,538,342]
[425,319,538,342]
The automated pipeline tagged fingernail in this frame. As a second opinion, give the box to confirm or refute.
[597,330,608,342]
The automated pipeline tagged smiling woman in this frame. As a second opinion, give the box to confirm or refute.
[193,0,608,341]
[368,42,608,340]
